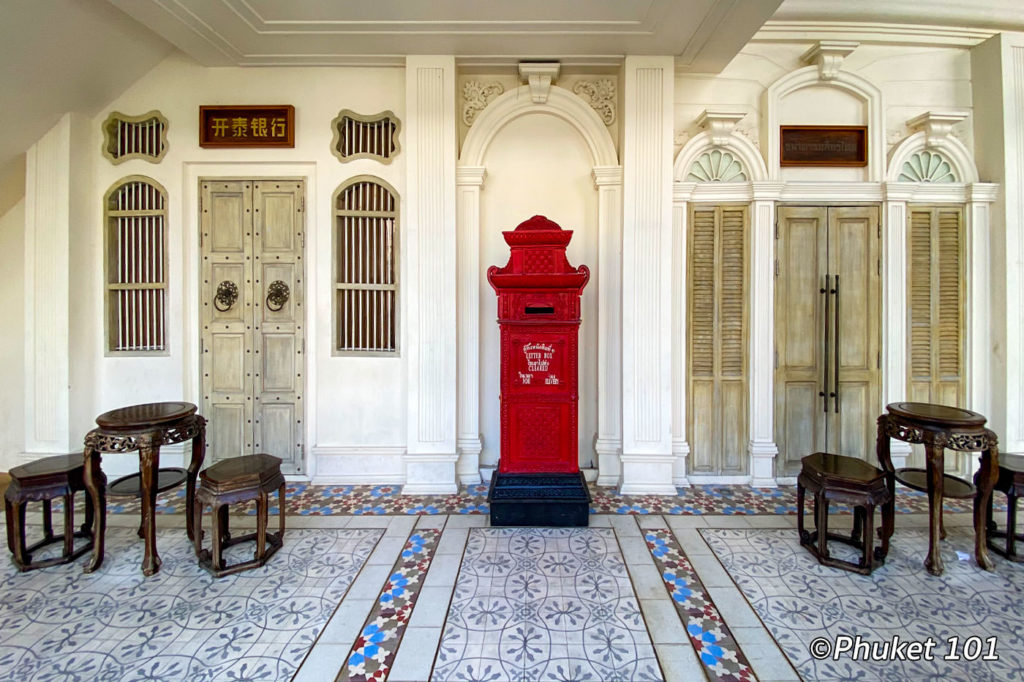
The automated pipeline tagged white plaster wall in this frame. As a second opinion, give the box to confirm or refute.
[478,113,599,469]
[675,44,974,175]
[80,53,407,476]
[0,199,25,472]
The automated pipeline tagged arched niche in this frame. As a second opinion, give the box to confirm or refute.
[887,131,979,186]
[455,83,623,486]
[670,128,778,487]
[763,65,885,182]
[882,122,995,470]
[673,130,767,185]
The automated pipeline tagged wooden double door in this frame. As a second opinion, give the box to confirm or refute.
[774,206,881,476]
[200,179,306,474]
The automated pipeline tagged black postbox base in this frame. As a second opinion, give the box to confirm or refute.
[487,472,591,527]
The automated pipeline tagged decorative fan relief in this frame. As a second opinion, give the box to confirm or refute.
[899,150,956,183]
[687,149,747,182]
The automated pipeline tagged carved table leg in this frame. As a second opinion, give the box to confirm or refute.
[277,482,286,541]
[256,490,268,561]
[875,419,895,559]
[83,445,107,573]
[139,445,161,576]
[973,443,998,571]
[797,480,806,542]
[924,443,945,576]
[193,494,205,559]
[186,419,206,543]
[6,497,27,568]
[62,492,74,558]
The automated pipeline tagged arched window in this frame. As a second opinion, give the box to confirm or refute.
[333,177,399,353]
[104,176,168,352]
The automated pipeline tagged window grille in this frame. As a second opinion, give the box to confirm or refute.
[334,177,398,353]
[331,110,400,163]
[102,111,168,164]
[105,177,167,352]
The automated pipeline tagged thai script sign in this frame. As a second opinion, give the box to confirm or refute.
[780,125,867,166]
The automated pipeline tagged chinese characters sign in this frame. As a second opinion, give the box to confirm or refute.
[780,125,867,166]
[199,105,295,148]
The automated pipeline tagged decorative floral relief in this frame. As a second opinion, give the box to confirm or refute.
[573,79,616,125]
[688,149,747,182]
[899,150,956,183]
[462,81,504,126]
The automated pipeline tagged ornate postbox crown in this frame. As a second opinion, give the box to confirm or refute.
[487,215,590,295]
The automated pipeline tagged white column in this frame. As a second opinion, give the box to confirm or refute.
[455,166,486,485]
[404,56,458,494]
[593,166,624,486]
[620,57,675,495]
[971,33,1024,453]
[749,184,784,485]
[24,115,73,459]
[670,195,691,486]
[882,188,912,466]
[967,184,998,421]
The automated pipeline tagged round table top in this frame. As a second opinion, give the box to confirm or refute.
[886,402,986,428]
[95,402,197,430]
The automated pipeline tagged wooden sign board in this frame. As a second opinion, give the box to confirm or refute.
[780,125,867,166]
[200,105,295,148]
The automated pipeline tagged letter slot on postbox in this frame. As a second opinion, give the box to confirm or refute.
[486,215,591,527]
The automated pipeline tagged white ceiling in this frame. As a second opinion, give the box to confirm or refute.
[106,0,784,69]
[3,0,1024,203]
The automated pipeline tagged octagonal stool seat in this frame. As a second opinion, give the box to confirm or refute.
[192,454,285,577]
[797,452,893,575]
[5,454,94,571]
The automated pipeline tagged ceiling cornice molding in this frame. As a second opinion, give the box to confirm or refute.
[753,21,996,47]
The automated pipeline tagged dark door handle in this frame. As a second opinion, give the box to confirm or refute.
[832,274,840,413]
[820,275,830,413]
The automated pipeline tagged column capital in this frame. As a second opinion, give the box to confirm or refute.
[592,165,623,187]
[751,181,785,201]
[456,166,487,187]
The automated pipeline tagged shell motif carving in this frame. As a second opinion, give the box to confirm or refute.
[462,82,504,126]
[572,79,616,125]
[899,151,956,183]
[687,149,747,182]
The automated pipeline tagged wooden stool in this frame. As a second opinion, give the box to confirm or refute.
[798,452,892,575]
[979,453,1024,562]
[193,454,285,577]
[5,454,94,572]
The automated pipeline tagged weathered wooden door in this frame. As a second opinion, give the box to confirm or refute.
[201,179,305,474]
[688,205,748,475]
[774,206,880,476]
[907,205,967,473]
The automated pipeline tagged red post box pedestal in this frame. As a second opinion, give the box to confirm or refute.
[486,215,591,527]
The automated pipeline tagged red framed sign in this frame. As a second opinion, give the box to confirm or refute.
[199,105,295,148]
[780,125,867,166]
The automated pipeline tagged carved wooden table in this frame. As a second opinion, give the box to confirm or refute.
[83,402,206,576]
[876,401,999,576]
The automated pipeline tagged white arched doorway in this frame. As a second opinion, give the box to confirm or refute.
[455,83,622,484]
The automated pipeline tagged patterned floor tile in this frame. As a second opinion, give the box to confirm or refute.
[58,480,988,518]
[339,528,443,682]
[702,526,1024,681]
[435,527,663,682]
[644,528,756,681]
[0,527,381,682]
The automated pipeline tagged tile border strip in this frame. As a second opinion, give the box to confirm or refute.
[338,527,444,681]
[644,527,758,682]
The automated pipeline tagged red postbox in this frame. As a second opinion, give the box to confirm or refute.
[486,215,591,526]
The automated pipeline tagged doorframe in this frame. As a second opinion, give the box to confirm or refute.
[184,162,317,479]
[773,202,883,481]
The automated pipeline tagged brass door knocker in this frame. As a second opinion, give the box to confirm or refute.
[266,280,290,312]
[214,281,239,312]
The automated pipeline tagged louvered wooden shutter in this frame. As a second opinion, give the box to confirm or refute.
[688,205,748,475]
[908,206,964,407]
